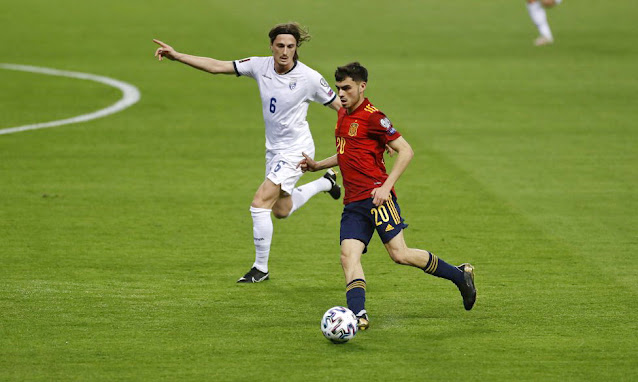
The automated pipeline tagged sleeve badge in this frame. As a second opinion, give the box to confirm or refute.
[380,117,396,135]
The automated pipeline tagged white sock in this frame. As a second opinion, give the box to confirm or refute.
[289,177,332,216]
[250,206,272,273]
[527,1,553,40]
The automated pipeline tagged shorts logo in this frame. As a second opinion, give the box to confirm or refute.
[349,123,359,136]
[385,224,395,232]
[239,58,251,63]
[320,78,329,87]
[289,81,297,90]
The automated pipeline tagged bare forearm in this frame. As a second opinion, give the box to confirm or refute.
[383,148,413,189]
[174,53,234,74]
[315,154,338,171]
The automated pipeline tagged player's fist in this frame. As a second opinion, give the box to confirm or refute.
[298,152,318,172]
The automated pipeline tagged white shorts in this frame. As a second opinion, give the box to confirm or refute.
[265,152,312,195]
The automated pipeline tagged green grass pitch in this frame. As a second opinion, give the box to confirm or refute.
[1,0,637,380]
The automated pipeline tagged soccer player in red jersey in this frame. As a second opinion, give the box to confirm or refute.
[299,62,477,329]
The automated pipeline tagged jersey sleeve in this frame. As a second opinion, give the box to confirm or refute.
[369,112,401,144]
[307,70,337,106]
[233,57,258,78]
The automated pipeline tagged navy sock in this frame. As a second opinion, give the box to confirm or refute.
[422,252,464,285]
[346,279,366,316]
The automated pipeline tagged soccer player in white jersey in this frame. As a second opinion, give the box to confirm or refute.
[526,0,563,46]
[153,23,342,283]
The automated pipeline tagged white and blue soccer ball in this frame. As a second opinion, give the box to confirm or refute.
[321,306,358,344]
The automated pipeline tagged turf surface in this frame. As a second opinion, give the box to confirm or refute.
[1,0,636,380]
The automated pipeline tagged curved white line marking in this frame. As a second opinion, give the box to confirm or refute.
[0,63,141,135]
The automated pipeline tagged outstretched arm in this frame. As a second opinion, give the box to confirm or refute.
[370,136,414,206]
[153,39,236,75]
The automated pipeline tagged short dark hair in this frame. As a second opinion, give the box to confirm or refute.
[268,22,311,62]
[335,62,368,83]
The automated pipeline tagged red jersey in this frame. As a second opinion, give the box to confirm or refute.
[335,98,401,204]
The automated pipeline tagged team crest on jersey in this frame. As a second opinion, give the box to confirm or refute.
[289,80,297,90]
[349,123,359,136]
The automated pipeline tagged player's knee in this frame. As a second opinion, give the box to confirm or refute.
[340,251,349,265]
[272,210,289,219]
[340,250,357,267]
[251,197,267,209]
[391,255,408,265]
[271,201,292,219]
[388,247,409,265]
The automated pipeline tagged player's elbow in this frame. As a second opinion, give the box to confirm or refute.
[406,146,414,160]
[400,145,414,162]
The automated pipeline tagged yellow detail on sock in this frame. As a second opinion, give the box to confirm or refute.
[425,254,439,274]
[346,280,367,292]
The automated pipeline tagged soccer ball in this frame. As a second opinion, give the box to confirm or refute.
[321,306,358,343]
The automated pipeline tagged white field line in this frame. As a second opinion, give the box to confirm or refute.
[0,63,141,135]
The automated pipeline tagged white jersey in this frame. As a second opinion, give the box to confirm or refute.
[233,56,336,158]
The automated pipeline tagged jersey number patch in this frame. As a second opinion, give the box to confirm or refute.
[269,97,277,113]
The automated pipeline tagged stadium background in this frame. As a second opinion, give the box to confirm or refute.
[1,0,636,380]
